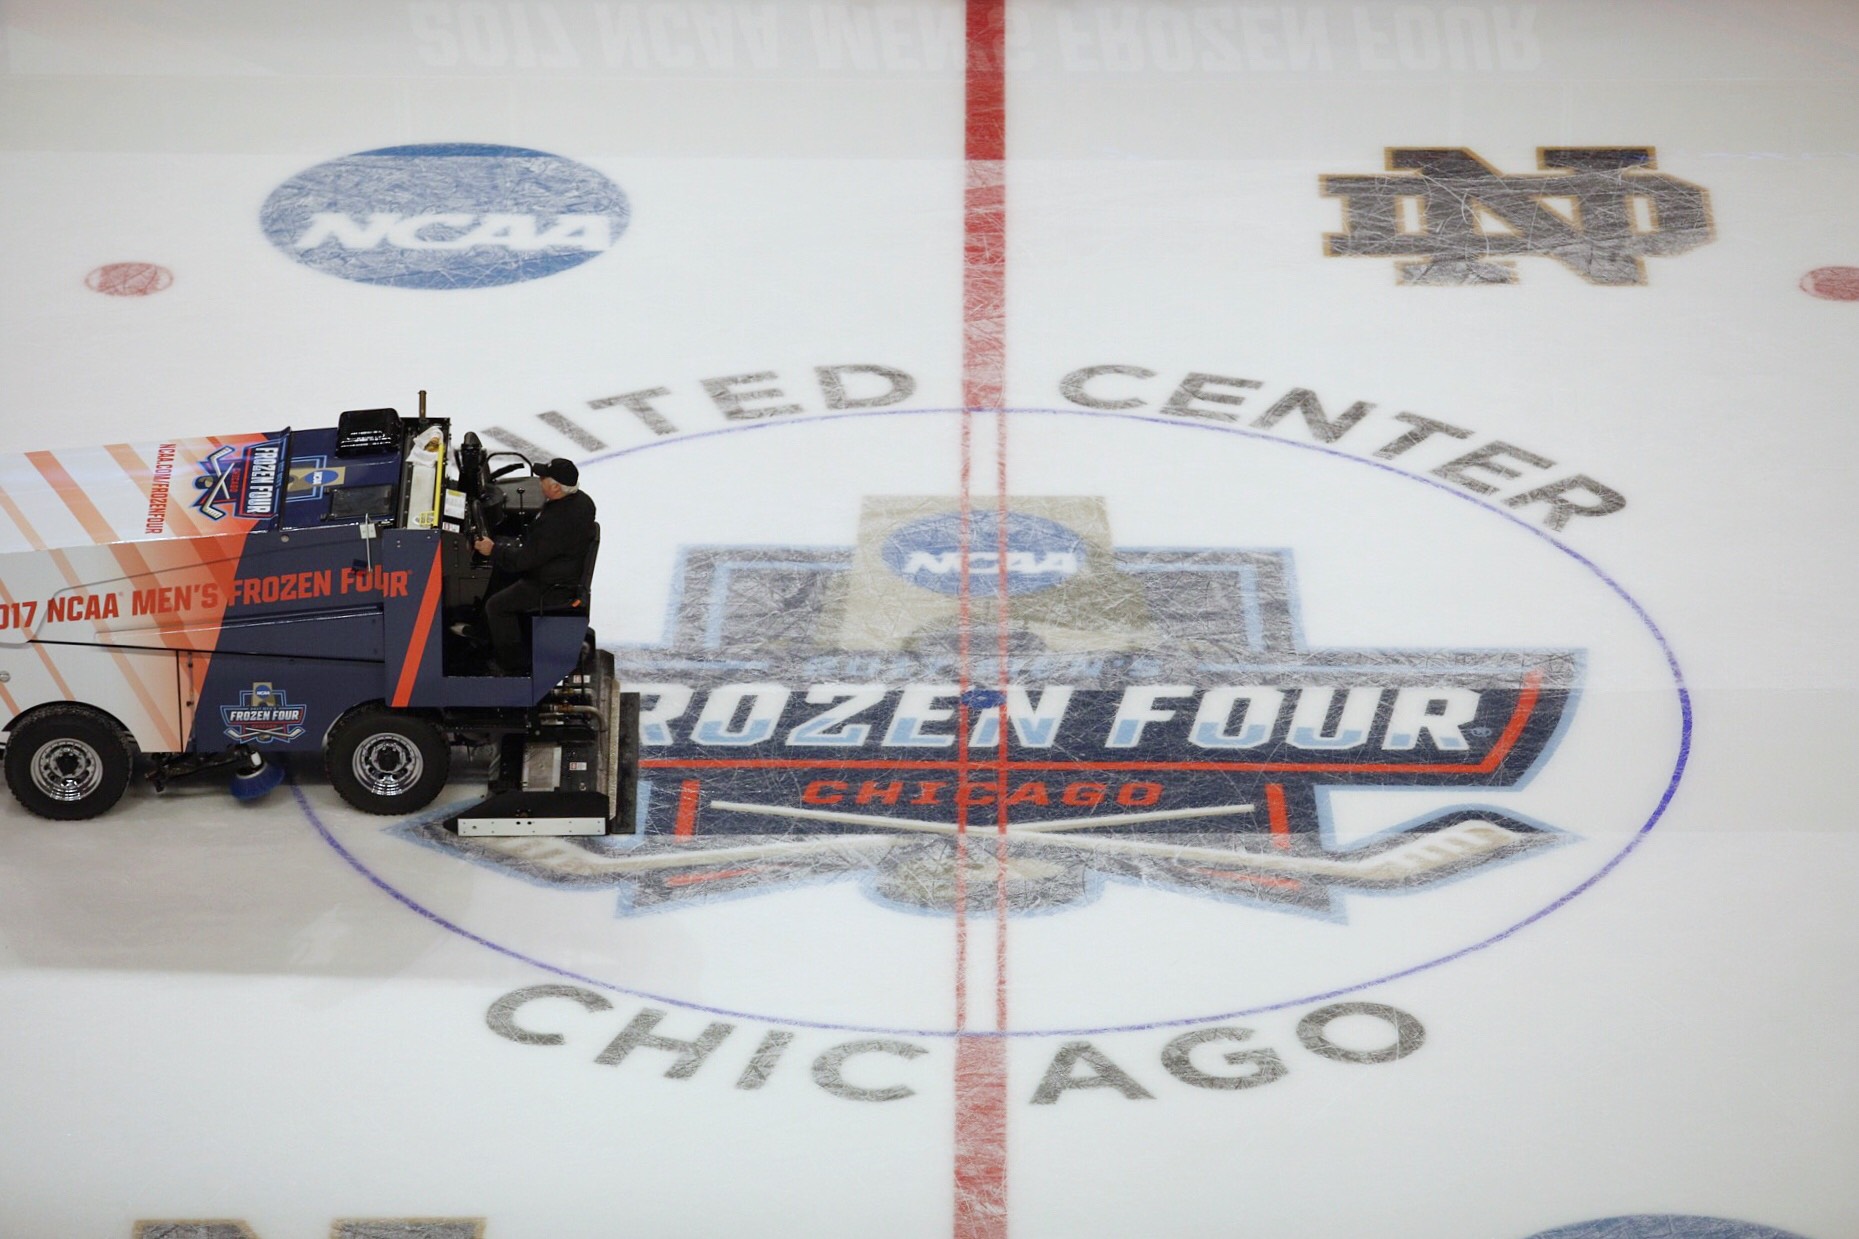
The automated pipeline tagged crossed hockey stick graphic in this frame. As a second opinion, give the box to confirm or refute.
[487,800,1544,887]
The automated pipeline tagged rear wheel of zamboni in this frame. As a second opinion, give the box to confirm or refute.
[325,708,450,815]
[4,704,135,821]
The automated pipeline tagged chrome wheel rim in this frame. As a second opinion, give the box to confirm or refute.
[31,737,104,802]
[352,733,423,797]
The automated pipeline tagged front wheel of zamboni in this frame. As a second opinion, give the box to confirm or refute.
[4,704,135,821]
[325,708,450,815]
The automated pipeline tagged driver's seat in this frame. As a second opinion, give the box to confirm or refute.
[538,522,600,613]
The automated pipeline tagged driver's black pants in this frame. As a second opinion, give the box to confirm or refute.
[483,578,547,672]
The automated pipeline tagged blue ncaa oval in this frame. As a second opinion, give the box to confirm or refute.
[260,142,630,289]
[882,510,1088,596]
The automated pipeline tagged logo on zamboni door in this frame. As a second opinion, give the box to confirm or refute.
[423,495,1583,920]
[260,143,630,289]
[221,683,309,745]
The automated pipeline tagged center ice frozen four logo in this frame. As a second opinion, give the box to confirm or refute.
[426,495,1579,918]
[260,142,630,289]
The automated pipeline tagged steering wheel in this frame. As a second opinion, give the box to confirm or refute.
[474,451,534,529]
[455,434,512,544]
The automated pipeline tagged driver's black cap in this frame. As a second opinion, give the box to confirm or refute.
[534,458,580,487]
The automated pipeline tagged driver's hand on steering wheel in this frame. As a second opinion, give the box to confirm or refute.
[472,536,495,557]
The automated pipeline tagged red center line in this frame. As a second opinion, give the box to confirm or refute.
[955,1,1011,1237]
[954,406,975,1033]
[993,423,1012,1037]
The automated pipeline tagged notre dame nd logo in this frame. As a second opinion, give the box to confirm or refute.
[424,496,1580,918]
[1322,147,1713,284]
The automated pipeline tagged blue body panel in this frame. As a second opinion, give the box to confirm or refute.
[162,418,591,752]
[189,521,588,752]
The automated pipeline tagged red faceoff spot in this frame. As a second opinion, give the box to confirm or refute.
[1800,265,1859,301]
[86,262,173,297]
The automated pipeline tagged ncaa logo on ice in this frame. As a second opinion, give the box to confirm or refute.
[260,143,629,289]
[883,510,1086,596]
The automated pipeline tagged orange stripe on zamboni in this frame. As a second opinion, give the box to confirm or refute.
[0,578,24,716]
[27,451,121,546]
[105,442,213,545]
[0,490,178,746]
[0,484,47,553]
[110,648,182,751]
[390,544,445,708]
[105,541,222,652]
[47,550,182,750]
[0,535,78,705]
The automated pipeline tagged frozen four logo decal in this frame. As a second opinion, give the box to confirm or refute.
[221,682,309,745]
[193,438,286,521]
[260,143,630,289]
[421,495,1579,917]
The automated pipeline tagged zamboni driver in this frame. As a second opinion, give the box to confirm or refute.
[471,457,596,675]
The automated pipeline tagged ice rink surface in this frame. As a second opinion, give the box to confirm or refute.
[2,2,1857,1236]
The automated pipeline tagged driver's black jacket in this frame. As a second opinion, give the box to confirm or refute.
[488,489,597,586]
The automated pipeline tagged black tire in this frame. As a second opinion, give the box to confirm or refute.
[4,704,135,821]
[324,708,450,815]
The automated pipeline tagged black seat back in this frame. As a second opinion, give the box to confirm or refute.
[540,522,600,612]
